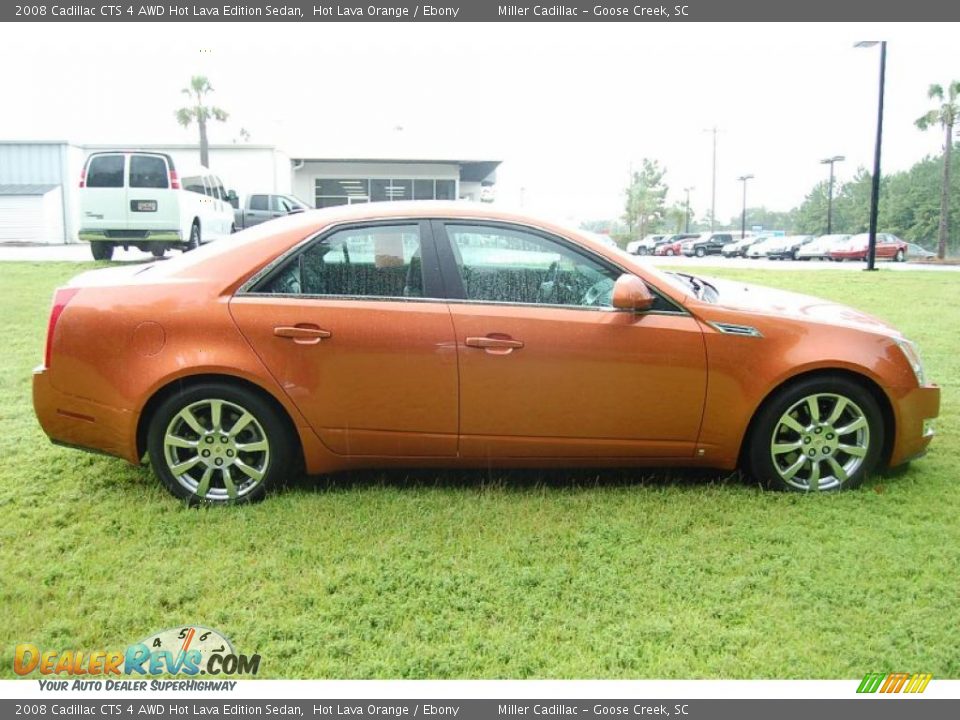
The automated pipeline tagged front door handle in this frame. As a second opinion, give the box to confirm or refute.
[465,335,524,354]
[274,325,332,344]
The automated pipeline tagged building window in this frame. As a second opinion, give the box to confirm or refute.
[315,177,457,207]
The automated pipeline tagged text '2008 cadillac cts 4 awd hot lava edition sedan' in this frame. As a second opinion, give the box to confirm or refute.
[34,203,939,503]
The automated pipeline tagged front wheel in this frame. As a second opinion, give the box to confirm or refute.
[695,247,706,258]
[745,376,884,492]
[894,249,905,263]
[90,242,114,261]
[147,383,296,505]
[665,249,674,256]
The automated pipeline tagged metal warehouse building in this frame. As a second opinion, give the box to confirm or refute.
[0,140,500,244]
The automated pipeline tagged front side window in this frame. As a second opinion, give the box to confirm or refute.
[444,224,618,308]
[129,155,168,189]
[257,225,426,299]
[249,195,268,211]
[86,155,125,188]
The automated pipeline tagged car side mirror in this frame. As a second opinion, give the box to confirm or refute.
[612,274,655,312]
[226,190,239,208]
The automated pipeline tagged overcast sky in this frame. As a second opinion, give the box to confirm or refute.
[3,22,959,226]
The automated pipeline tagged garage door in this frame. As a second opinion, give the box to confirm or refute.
[0,185,64,244]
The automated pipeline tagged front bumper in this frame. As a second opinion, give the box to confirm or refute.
[889,384,941,466]
[33,366,140,464]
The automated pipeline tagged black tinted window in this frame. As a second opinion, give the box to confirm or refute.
[258,225,426,299]
[86,155,124,188]
[250,195,268,211]
[129,155,168,189]
[445,225,618,308]
[182,176,205,195]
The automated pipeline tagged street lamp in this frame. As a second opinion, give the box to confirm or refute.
[855,40,887,271]
[737,174,754,239]
[820,155,845,235]
[683,186,694,232]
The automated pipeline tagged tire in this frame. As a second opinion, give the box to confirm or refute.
[665,249,674,256]
[230,224,237,234]
[894,249,905,263]
[695,247,706,258]
[90,243,114,261]
[150,245,166,258]
[185,222,200,251]
[147,382,296,505]
[791,249,800,261]
[745,375,884,492]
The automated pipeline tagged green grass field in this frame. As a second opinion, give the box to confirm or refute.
[1,261,957,679]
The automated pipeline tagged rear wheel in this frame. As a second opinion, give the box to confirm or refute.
[185,222,200,251]
[150,245,166,258]
[90,242,114,261]
[746,376,884,492]
[695,247,706,258]
[665,249,674,256]
[147,382,295,505]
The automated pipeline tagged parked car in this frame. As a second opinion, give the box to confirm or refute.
[34,203,939,504]
[746,236,788,259]
[796,234,851,261]
[905,242,936,259]
[233,193,312,230]
[681,232,736,257]
[829,233,908,262]
[722,234,769,258]
[653,233,698,256]
[766,235,815,261]
[78,151,235,260]
[582,230,619,249]
[626,234,666,255]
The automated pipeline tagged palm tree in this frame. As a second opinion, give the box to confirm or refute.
[915,81,960,259]
[175,76,228,168]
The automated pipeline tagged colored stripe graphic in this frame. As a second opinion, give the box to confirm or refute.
[858,672,932,694]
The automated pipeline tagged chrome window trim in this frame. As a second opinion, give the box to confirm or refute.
[235,215,690,316]
[708,321,764,338]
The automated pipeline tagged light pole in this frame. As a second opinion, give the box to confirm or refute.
[683,186,694,232]
[820,155,845,235]
[855,40,887,271]
[737,174,754,239]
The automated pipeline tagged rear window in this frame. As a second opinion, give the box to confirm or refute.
[129,155,168,189]
[182,176,205,195]
[86,155,124,188]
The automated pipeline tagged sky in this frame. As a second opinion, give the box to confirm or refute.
[2,21,959,227]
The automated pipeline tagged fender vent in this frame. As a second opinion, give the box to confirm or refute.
[709,322,763,338]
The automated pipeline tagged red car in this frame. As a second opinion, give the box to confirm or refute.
[654,239,683,256]
[829,233,907,262]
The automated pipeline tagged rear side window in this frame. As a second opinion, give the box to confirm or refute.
[129,155,168,189]
[250,195,269,211]
[182,176,205,195]
[86,155,125,188]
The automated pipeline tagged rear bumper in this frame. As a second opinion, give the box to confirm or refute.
[32,366,140,464]
[889,384,940,466]
[79,229,182,243]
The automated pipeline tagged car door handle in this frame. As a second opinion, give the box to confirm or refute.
[274,325,331,344]
[465,335,524,354]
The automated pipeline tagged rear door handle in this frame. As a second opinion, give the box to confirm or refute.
[274,325,331,344]
[465,335,524,354]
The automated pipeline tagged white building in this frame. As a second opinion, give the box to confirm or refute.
[0,140,500,244]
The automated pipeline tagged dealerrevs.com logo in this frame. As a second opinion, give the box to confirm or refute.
[15,626,260,682]
[857,672,933,694]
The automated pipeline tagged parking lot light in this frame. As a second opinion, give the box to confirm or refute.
[820,155,845,234]
[737,175,754,239]
[855,40,887,271]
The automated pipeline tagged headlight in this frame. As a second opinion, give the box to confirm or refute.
[896,338,927,386]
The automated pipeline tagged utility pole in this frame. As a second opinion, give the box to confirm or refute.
[683,187,694,233]
[820,155,845,234]
[703,127,719,231]
[737,175,754,239]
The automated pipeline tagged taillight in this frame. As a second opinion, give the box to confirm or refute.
[169,169,180,189]
[44,288,80,369]
[79,168,86,188]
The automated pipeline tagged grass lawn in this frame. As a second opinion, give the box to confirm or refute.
[0,261,957,679]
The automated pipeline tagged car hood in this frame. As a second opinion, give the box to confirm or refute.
[702,278,900,337]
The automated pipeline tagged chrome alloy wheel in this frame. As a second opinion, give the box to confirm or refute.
[162,399,270,501]
[769,393,870,491]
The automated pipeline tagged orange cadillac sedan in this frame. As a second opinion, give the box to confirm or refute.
[33,203,939,504]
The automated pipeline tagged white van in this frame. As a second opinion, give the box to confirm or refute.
[78,151,236,260]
